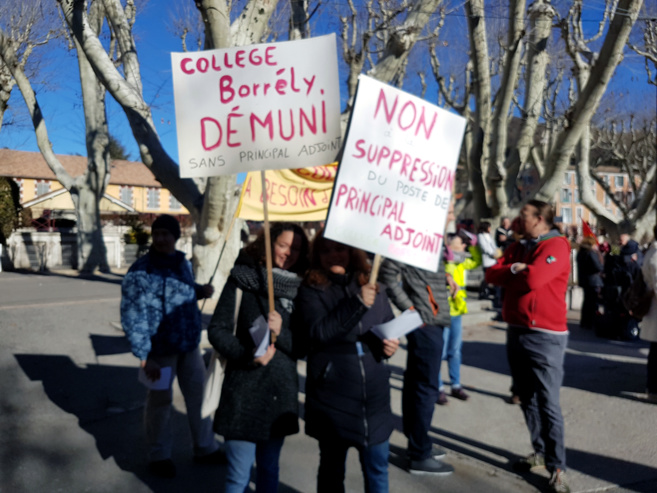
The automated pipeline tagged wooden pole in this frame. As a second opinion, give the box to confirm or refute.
[260,170,277,343]
[369,254,382,286]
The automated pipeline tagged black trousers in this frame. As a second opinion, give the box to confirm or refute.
[402,324,445,461]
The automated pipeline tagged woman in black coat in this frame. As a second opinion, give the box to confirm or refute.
[577,236,604,330]
[207,222,309,493]
[294,229,399,493]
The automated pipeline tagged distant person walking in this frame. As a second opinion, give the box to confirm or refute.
[495,217,513,252]
[492,217,513,311]
[120,214,223,479]
[486,200,571,493]
[620,233,644,267]
[639,225,657,402]
[576,237,604,330]
[477,221,500,301]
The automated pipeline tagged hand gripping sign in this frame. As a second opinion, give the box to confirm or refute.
[324,75,466,272]
[171,34,341,178]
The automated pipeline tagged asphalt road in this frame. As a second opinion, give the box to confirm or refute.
[1,269,656,493]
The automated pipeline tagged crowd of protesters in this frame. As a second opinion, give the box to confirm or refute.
[120,210,655,493]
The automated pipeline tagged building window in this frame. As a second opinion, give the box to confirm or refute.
[35,180,51,196]
[563,172,571,185]
[561,207,573,224]
[576,207,583,222]
[147,188,160,210]
[169,194,182,211]
[561,188,572,203]
[604,192,611,206]
[119,186,133,207]
[574,189,581,203]
[614,175,624,188]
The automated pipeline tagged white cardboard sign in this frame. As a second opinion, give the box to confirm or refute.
[324,75,466,272]
[171,34,341,177]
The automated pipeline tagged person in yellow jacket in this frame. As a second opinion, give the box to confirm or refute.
[436,230,482,405]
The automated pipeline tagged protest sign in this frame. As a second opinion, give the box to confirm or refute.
[235,164,336,221]
[171,34,341,178]
[324,75,466,272]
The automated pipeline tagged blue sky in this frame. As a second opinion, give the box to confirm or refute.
[0,2,654,164]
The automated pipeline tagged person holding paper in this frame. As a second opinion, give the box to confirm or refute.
[379,207,458,476]
[120,214,223,479]
[207,222,309,493]
[294,230,399,493]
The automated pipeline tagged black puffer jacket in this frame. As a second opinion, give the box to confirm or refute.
[294,273,395,447]
[576,246,604,289]
[207,251,302,441]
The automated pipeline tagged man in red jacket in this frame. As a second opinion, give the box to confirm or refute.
[486,200,571,493]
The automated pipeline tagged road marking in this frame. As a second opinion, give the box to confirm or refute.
[0,297,120,310]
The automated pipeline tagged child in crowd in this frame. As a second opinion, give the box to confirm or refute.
[437,230,482,405]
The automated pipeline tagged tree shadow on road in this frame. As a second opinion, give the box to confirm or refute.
[10,353,302,493]
[11,268,125,285]
[462,335,648,400]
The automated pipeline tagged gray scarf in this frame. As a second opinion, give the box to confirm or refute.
[231,263,302,313]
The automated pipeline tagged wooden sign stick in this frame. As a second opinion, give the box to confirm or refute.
[260,170,277,343]
[369,254,382,286]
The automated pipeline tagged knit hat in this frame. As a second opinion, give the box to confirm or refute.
[151,214,181,240]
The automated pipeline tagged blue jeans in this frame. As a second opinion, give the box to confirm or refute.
[224,438,285,493]
[402,324,444,461]
[439,315,463,390]
[507,328,567,473]
[317,439,389,493]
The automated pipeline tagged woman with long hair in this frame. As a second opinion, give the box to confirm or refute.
[294,229,399,493]
[207,222,309,493]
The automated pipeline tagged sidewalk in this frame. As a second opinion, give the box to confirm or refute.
[1,270,656,492]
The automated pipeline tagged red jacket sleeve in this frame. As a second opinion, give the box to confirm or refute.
[485,242,520,285]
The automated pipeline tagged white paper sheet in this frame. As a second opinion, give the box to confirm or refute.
[249,315,270,358]
[370,309,422,340]
[138,366,172,391]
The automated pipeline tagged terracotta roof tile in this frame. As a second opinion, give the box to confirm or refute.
[0,149,162,187]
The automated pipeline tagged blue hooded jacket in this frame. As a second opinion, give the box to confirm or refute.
[121,250,202,361]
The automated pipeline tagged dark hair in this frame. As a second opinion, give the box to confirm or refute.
[478,221,491,233]
[305,228,371,286]
[244,222,309,275]
[526,199,555,227]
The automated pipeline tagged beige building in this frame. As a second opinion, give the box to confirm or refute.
[518,165,637,231]
[0,149,190,223]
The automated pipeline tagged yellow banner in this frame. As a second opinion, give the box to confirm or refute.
[235,164,337,221]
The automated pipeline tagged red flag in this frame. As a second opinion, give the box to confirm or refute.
[582,220,598,244]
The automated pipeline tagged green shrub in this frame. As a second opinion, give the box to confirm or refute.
[0,178,20,244]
